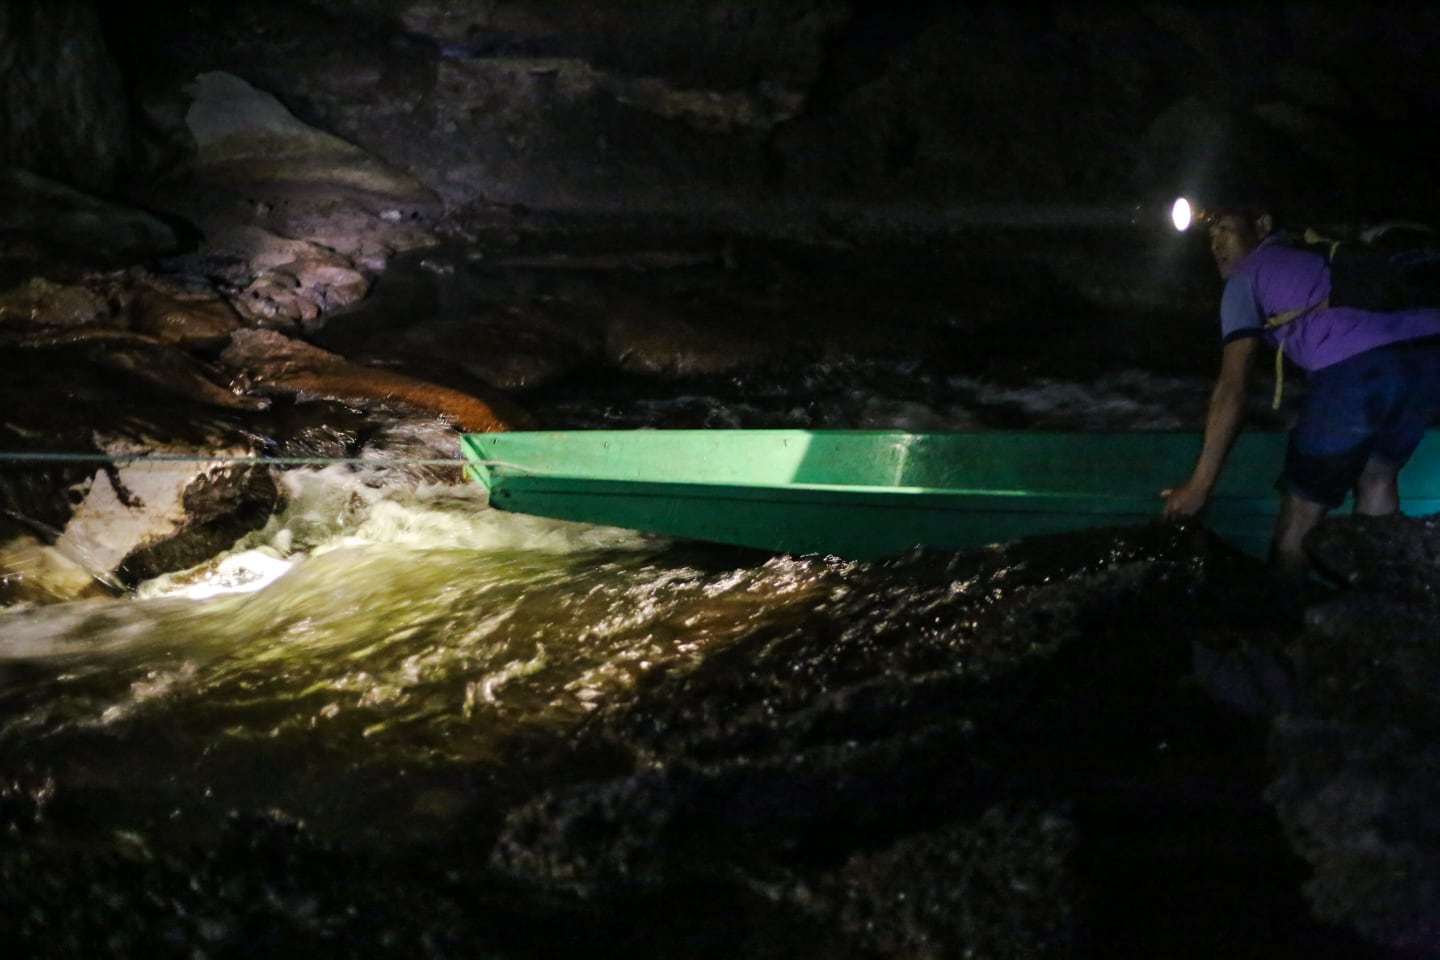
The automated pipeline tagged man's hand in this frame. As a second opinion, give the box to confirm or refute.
[1161,475,1210,518]
[1163,339,1259,520]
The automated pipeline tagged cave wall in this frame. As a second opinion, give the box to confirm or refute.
[0,2,132,194]
[7,1,1440,226]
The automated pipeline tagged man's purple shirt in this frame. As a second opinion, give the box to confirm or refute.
[1220,235,1440,370]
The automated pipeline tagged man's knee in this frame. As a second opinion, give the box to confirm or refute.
[1357,458,1400,485]
[1355,459,1401,516]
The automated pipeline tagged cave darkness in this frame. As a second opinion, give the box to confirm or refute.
[5,3,1440,959]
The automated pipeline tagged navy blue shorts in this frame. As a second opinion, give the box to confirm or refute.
[1283,339,1440,507]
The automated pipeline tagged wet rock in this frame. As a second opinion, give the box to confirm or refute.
[277,201,433,272]
[0,169,178,269]
[0,767,54,836]
[55,442,278,589]
[0,274,112,329]
[604,297,798,378]
[1305,512,1440,602]
[431,302,604,391]
[248,399,369,462]
[0,272,263,413]
[1269,711,1440,954]
[127,278,243,351]
[1290,595,1440,735]
[172,224,370,331]
[0,2,131,195]
[813,806,1077,960]
[117,463,280,584]
[12,331,269,412]
[236,267,319,329]
[220,328,527,432]
[0,528,115,605]
[0,333,280,603]
[1267,512,1440,953]
[0,812,491,960]
[221,229,373,330]
[181,70,435,203]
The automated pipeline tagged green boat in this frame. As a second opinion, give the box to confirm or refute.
[460,429,1440,560]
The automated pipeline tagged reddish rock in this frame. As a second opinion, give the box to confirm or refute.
[220,328,527,432]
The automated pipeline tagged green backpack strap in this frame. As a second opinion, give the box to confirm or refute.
[1301,226,1342,257]
[1256,229,1345,409]
[1263,296,1330,410]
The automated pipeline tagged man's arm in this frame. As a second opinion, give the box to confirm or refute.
[1162,336,1260,517]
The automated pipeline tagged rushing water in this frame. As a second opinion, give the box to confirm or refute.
[0,243,1384,958]
[4,457,877,841]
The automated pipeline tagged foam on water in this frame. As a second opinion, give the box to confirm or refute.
[0,452,839,766]
[135,463,658,603]
[530,362,1255,433]
[969,371,1213,429]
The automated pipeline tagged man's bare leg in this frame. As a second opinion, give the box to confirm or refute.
[1270,492,1329,577]
[1353,459,1401,516]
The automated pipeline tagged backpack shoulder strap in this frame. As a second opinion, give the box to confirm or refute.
[1265,299,1328,329]
[1265,229,1334,329]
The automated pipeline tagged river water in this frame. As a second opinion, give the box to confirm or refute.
[0,240,1387,958]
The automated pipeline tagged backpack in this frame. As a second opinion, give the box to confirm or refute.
[1286,221,1440,315]
[1265,222,1440,407]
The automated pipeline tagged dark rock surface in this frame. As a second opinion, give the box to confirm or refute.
[0,170,178,271]
[1267,516,1440,954]
[0,3,132,194]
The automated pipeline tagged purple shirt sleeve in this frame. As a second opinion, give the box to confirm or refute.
[1219,273,1265,344]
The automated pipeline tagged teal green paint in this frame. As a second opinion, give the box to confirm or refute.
[461,430,1440,560]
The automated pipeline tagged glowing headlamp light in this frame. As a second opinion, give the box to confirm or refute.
[1171,197,1202,232]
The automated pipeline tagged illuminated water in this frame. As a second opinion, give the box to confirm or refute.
[6,463,780,828]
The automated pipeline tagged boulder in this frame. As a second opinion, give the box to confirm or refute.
[219,327,527,432]
[603,296,797,378]
[54,441,279,589]
[127,281,243,351]
[0,169,178,268]
[0,526,115,605]
[0,2,131,194]
[0,274,113,330]
[182,70,436,203]
[1267,514,1440,952]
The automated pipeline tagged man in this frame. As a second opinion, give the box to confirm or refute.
[1162,198,1440,575]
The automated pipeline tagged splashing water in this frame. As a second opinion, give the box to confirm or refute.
[0,460,854,854]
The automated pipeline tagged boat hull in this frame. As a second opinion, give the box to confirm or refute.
[460,430,1440,560]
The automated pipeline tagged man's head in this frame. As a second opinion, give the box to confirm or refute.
[1207,205,1275,280]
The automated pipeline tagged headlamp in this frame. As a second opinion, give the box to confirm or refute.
[1171,197,1200,232]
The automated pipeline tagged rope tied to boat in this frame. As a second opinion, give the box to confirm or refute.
[0,451,543,472]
